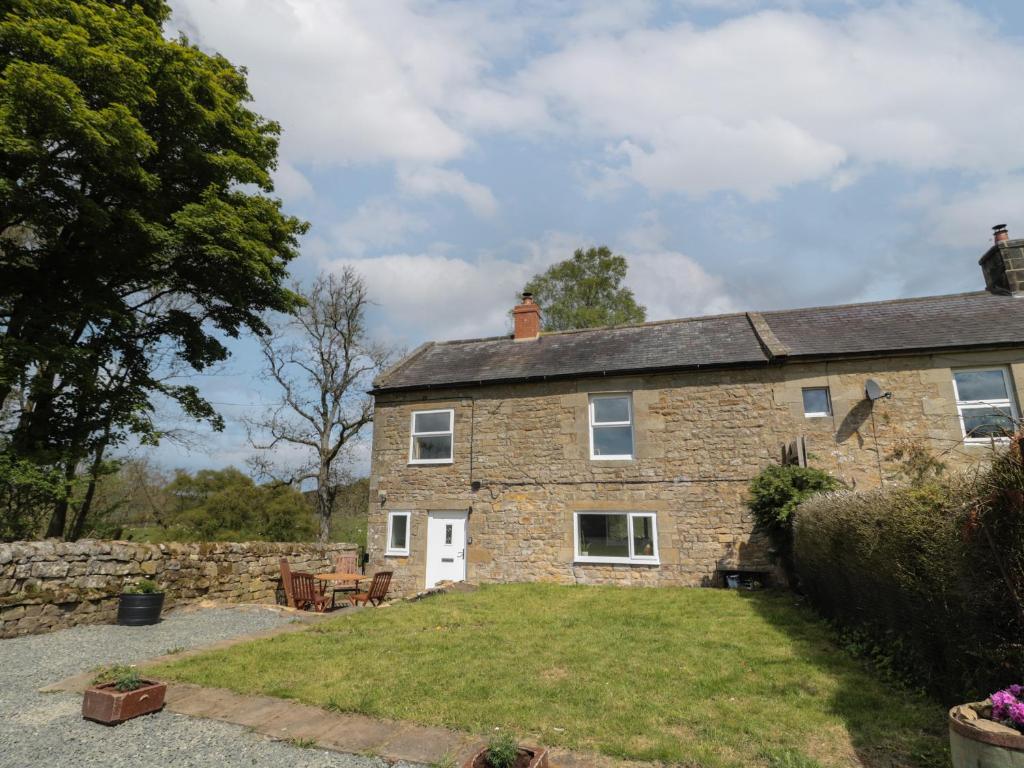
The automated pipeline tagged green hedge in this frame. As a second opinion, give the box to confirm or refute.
[793,447,1024,703]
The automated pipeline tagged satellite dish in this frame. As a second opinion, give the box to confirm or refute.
[865,379,891,401]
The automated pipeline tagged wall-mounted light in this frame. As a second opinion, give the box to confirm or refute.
[378,492,387,506]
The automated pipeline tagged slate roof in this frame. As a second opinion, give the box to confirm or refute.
[372,290,1024,393]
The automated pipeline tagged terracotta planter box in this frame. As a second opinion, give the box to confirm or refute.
[463,745,549,768]
[949,702,1024,767]
[82,680,166,725]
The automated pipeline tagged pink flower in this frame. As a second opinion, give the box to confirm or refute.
[1010,684,1024,699]
[1010,701,1024,728]
[992,690,1017,721]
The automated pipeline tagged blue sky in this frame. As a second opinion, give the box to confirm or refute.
[150,0,1024,477]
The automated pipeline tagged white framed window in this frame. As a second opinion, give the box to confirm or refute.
[385,511,411,556]
[589,394,634,460]
[573,512,659,564]
[952,367,1019,443]
[409,409,454,464]
[802,386,832,418]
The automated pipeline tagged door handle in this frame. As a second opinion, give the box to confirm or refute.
[458,549,465,559]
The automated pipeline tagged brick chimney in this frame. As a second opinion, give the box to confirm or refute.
[980,224,1024,296]
[512,292,542,341]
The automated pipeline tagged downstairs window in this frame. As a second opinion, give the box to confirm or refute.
[386,511,411,556]
[574,512,658,564]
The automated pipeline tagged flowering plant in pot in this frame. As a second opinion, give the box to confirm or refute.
[82,665,166,725]
[117,578,164,626]
[948,683,1024,766]
[463,732,548,768]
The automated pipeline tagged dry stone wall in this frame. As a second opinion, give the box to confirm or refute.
[0,539,354,638]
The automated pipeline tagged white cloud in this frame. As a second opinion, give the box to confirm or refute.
[628,251,737,318]
[328,252,537,342]
[172,0,1024,205]
[169,0,549,169]
[170,0,493,165]
[915,175,1024,250]
[325,225,734,345]
[332,199,428,256]
[615,117,845,200]
[397,166,499,218]
[617,212,737,318]
[517,1,1024,199]
[272,160,314,201]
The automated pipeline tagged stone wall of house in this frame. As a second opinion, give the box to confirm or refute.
[367,348,1024,596]
[0,539,355,638]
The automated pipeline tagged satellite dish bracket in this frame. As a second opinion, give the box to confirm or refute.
[865,378,893,401]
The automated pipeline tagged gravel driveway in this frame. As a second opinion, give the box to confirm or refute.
[0,606,426,768]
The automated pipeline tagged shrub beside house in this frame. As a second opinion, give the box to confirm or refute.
[794,439,1024,703]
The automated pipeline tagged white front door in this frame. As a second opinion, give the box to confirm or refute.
[425,511,467,588]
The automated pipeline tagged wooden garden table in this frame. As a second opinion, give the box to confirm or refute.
[314,572,367,609]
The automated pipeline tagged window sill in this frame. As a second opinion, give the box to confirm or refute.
[574,557,660,566]
[407,460,453,466]
[589,456,634,462]
[385,551,410,557]
[803,413,831,419]
[963,438,1013,446]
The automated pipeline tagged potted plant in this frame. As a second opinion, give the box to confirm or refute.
[82,665,166,725]
[117,578,164,626]
[464,732,548,768]
[949,684,1024,766]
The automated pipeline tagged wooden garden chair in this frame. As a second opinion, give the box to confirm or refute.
[329,552,360,603]
[348,571,393,607]
[279,558,295,608]
[291,571,331,613]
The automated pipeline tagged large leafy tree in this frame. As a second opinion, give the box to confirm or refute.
[522,246,646,332]
[0,0,307,539]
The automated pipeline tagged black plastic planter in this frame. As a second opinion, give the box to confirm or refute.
[117,592,164,626]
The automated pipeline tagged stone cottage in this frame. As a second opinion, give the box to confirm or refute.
[366,226,1024,595]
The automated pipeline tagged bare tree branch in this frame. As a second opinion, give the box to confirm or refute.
[248,268,399,545]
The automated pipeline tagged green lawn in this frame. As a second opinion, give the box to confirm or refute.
[151,584,947,767]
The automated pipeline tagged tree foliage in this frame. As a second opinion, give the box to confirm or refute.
[747,464,842,585]
[163,467,315,542]
[748,464,842,531]
[0,0,306,539]
[522,246,646,332]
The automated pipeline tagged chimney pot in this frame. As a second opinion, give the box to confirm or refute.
[980,223,1024,296]
[512,292,542,341]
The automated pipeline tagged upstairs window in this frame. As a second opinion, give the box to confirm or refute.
[386,511,411,556]
[802,387,832,418]
[589,394,634,460]
[409,409,454,464]
[953,368,1019,442]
